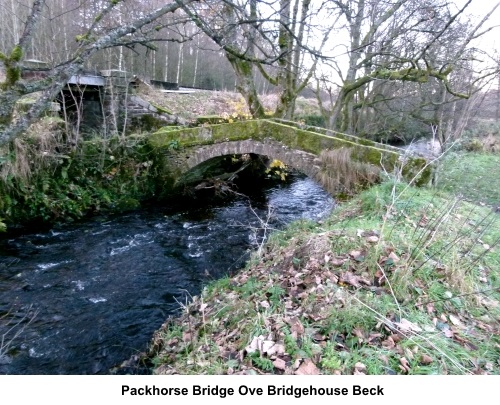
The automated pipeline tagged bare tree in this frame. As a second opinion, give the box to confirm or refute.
[315,0,500,135]
[2,0,499,146]
[179,0,335,118]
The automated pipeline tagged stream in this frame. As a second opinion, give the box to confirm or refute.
[0,174,334,374]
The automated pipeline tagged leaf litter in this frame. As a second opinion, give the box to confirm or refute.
[140,187,500,375]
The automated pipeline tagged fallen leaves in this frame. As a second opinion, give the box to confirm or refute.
[244,335,285,357]
[366,236,379,243]
[394,318,423,333]
[259,300,270,309]
[286,317,305,338]
[399,357,411,373]
[448,314,462,327]
[349,249,365,261]
[295,359,320,375]
[420,354,434,365]
[340,271,368,288]
[272,358,286,370]
[145,223,500,377]
[353,362,367,375]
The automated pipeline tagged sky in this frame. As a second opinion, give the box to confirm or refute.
[454,0,500,52]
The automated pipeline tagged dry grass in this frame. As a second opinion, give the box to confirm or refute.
[481,134,500,153]
[0,138,32,182]
[462,134,500,153]
[0,117,66,183]
[316,148,380,196]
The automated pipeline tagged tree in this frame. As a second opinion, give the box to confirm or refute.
[0,0,198,146]
[315,0,500,136]
[2,0,499,146]
[179,0,334,118]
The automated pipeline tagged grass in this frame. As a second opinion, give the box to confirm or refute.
[436,152,500,207]
[143,173,500,375]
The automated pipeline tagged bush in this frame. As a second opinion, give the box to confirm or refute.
[462,139,483,152]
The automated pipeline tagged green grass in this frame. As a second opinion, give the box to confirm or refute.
[437,152,500,206]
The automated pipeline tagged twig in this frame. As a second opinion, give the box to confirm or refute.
[0,305,38,358]
[376,262,402,320]
[412,287,500,307]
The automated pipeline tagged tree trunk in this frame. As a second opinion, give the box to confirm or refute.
[227,54,266,118]
[192,34,200,88]
[176,42,183,84]
[164,41,169,82]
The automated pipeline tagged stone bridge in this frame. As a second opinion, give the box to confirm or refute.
[147,119,433,195]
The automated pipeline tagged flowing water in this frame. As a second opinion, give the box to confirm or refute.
[0,174,334,374]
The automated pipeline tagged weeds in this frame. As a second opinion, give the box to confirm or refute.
[317,148,380,196]
[0,127,158,224]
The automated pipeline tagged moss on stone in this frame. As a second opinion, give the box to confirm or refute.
[150,119,431,192]
[295,129,323,154]
[150,121,259,149]
[196,116,227,125]
[357,138,377,147]
[401,157,434,186]
[149,102,173,115]
[153,125,183,133]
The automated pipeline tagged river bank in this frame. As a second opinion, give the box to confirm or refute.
[145,178,500,375]
[0,173,334,374]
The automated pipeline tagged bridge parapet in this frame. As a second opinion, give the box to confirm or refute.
[270,118,404,154]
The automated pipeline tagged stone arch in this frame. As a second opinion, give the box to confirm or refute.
[179,139,321,183]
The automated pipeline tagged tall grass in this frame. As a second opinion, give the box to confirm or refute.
[317,147,380,196]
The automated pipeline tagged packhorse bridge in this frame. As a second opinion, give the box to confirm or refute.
[148,118,433,195]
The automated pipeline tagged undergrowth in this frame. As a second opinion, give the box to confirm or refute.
[0,118,160,225]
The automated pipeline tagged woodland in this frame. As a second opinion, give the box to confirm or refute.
[1,0,499,146]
